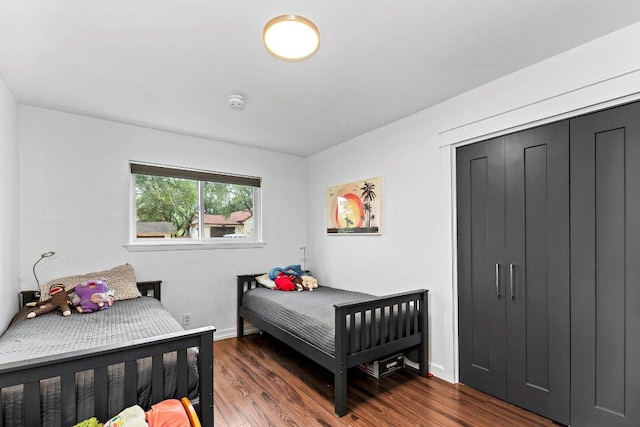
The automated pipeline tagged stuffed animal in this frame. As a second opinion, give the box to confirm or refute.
[26,283,74,318]
[273,273,296,291]
[300,275,318,291]
[72,278,113,313]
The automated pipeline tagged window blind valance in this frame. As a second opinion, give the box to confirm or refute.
[130,163,261,187]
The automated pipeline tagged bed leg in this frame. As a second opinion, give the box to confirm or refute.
[237,275,246,338]
[335,368,348,417]
[237,316,244,338]
[334,304,348,416]
[418,341,427,377]
[419,290,429,377]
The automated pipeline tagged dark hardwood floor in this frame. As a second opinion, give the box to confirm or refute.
[214,334,561,427]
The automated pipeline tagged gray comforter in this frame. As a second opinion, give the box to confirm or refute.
[0,297,198,426]
[242,286,376,355]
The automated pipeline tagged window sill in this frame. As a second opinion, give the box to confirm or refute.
[124,240,266,252]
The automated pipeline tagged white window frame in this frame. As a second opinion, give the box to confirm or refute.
[125,162,265,251]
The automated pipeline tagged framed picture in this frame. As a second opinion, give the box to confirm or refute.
[327,177,381,235]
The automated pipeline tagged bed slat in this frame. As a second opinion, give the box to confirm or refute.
[370,308,379,346]
[151,354,164,405]
[94,366,109,421]
[61,373,76,426]
[124,360,137,407]
[24,381,40,427]
[360,312,367,351]
[177,349,188,398]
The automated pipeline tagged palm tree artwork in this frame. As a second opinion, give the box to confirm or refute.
[326,177,381,234]
[360,181,377,229]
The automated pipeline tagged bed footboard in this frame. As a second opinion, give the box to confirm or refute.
[334,289,428,416]
[0,326,214,426]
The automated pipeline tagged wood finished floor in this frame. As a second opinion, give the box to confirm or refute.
[214,334,562,427]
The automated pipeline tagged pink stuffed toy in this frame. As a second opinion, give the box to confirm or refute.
[72,278,113,313]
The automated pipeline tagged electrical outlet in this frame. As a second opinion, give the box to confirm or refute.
[182,313,191,326]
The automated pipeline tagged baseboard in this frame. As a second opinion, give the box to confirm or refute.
[213,325,259,340]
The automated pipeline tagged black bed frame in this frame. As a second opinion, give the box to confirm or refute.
[236,274,429,416]
[1,281,214,427]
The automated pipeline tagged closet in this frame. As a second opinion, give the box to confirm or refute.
[456,100,640,427]
[570,101,640,427]
[456,122,570,425]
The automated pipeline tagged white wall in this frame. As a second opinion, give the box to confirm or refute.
[307,21,640,382]
[0,75,20,332]
[18,106,307,338]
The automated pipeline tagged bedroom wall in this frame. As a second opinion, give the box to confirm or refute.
[18,106,307,338]
[306,21,640,382]
[0,75,20,332]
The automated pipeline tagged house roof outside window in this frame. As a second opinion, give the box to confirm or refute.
[192,211,252,227]
[136,221,177,237]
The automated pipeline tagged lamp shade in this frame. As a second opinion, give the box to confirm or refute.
[263,15,319,61]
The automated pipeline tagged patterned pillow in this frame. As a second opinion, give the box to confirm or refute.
[41,263,141,301]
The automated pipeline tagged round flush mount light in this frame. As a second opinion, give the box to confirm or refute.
[263,15,320,61]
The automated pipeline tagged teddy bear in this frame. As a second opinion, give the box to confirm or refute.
[26,283,75,318]
[291,275,318,291]
[72,278,113,313]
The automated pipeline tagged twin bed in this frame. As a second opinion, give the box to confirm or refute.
[1,269,427,424]
[0,280,214,427]
[237,274,429,416]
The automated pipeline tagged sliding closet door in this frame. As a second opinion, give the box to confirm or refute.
[504,122,570,425]
[571,101,640,427]
[457,137,507,399]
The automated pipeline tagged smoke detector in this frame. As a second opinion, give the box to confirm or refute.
[228,94,245,110]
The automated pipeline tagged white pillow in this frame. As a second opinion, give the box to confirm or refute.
[255,273,276,289]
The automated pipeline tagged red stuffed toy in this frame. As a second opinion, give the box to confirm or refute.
[273,273,296,291]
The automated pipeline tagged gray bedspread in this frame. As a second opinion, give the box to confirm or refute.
[242,286,375,355]
[0,297,199,427]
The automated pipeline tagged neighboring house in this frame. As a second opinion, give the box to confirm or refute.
[136,221,177,238]
[190,211,253,238]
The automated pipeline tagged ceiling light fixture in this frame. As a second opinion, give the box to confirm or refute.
[263,15,320,61]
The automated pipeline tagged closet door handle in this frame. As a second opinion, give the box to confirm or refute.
[509,264,515,300]
[495,264,501,299]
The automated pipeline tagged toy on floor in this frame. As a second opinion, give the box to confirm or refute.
[74,397,201,427]
[26,283,75,318]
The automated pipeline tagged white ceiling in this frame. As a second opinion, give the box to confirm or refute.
[2,1,640,156]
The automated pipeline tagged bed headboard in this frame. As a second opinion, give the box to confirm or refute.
[18,280,163,308]
[136,280,162,301]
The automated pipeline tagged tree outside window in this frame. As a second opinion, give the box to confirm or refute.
[131,163,260,241]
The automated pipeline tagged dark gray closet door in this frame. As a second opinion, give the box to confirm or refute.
[504,122,570,425]
[571,101,640,427]
[457,137,507,399]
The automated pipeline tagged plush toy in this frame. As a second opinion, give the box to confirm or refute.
[273,273,296,291]
[26,283,74,318]
[72,278,113,313]
[299,275,318,291]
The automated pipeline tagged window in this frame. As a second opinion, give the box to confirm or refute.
[129,162,261,248]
